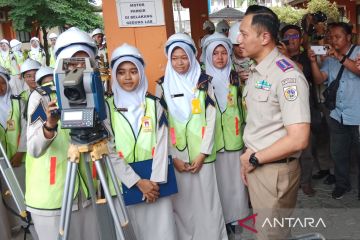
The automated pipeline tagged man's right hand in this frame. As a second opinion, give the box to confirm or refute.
[307,48,317,63]
[136,179,159,203]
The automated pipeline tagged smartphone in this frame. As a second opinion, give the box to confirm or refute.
[281,39,290,46]
[311,45,328,55]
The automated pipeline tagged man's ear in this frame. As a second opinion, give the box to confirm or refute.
[346,34,351,42]
[261,32,272,46]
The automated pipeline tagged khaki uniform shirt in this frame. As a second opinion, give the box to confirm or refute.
[243,48,310,157]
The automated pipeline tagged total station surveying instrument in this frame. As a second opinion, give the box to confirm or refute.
[54,57,135,240]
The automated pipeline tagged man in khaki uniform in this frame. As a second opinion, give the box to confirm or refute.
[238,6,310,240]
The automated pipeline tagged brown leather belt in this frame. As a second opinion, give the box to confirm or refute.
[274,157,297,164]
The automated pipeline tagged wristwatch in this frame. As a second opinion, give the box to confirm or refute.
[43,121,58,132]
[249,152,261,168]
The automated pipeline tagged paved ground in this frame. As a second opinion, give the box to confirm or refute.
[12,172,360,240]
[232,173,360,240]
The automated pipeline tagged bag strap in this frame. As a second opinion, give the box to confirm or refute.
[333,45,356,84]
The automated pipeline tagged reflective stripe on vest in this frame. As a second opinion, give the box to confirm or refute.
[0,98,21,160]
[168,90,216,164]
[215,84,244,152]
[108,96,157,163]
[25,91,91,210]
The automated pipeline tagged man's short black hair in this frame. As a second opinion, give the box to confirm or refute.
[280,24,302,38]
[330,22,353,35]
[245,5,280,42]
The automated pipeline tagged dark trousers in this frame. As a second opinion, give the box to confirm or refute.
[328,117,360,190]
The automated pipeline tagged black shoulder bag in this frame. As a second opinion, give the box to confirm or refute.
[323,45,356,110]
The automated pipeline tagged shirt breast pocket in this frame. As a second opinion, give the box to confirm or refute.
[252,90,270,102]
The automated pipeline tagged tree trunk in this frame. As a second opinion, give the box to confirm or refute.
[42,26,50,66]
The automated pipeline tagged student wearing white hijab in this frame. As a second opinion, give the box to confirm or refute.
[203,32,249,236]
[26,27,142,240]
[28,37,45,66]
[108,43,177,240]
[156,33,227,240]
[10,39,25,66]
[0,39,20,76]
[0,66,27,239]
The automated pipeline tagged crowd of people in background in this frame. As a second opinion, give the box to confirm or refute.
[1,4,360,240]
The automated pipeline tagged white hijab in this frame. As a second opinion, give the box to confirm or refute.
[0,74,11,127]
[163,42,201,123]
[1,44,9,58]
[205,41,232,112]
[111,56,148,134]
[30,38,40,56]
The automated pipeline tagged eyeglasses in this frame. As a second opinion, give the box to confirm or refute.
[283,34,300,40]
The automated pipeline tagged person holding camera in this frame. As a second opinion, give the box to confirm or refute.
[25,27,103,240]
[238,6,310,239]
[308,22,360,199]
[107,43,177,240]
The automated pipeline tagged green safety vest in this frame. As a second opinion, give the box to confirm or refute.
[49,47,56,68]
[0,53,19,75]
[29,50,44,65]
[0,97,22,160]
[158,73,217,164]
[25,88,91,210]
[13,51,25,66]
[214,70,245,152]
[107,95,157,163]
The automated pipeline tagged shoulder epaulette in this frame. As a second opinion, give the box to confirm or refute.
[145,92,158,101]
[35,85,56,96]
[197,72,212,91]
[230,70,240,87]
[276,59,294,72]
[10,94,21,100]
[156,76,165,85]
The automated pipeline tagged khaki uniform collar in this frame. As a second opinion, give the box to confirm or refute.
[254,48,280,76]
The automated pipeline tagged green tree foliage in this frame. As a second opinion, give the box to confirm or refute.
[272,5,306,25]
[271,0,341,26]
[0,0,103,65]
[307,0,340,22]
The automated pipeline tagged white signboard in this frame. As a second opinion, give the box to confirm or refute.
[116,0,165,27]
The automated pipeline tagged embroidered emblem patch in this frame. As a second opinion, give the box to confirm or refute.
[281,78,296,86]
[283,86,298,101]
[276,59,294,72]
[255,80,272,91]
[30,100,47,124]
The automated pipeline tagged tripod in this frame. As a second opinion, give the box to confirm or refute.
[0,142,38,240]
[57,138,136,240]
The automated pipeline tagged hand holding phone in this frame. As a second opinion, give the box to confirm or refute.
[311,45,328,55]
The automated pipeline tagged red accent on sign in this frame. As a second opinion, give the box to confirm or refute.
[152,147,155,157]
[202,127,205,138]
[92,164,97,179]
[118,151,124,158]
[235,117,239,136]
[50,157,56,185]
[238,213,258,233]
[170,128,176,145]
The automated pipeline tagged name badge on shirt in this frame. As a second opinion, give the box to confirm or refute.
[227,93,235,106]
[7,120,15,131]
[141,116,152,132]
[192,98,201,114]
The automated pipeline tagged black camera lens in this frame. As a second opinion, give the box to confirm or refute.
[64,88,82,101]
